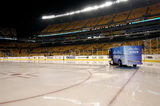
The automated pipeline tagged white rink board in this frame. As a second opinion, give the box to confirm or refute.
[0,55,160,63]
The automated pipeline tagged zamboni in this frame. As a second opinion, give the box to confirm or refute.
[109,46,143,67]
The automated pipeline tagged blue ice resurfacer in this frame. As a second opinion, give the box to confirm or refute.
[109,46,143,67]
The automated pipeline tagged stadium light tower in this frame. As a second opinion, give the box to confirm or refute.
[117,0,128,3]
[121,0,128,1]
[42,0,128,20]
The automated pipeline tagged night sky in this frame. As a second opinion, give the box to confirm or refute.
[0,0,159,38]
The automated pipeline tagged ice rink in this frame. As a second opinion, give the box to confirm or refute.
[0,61,160,106]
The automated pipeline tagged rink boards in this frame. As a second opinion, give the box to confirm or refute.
[0,55,160,62]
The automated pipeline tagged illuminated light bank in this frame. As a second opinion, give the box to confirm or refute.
[42,0,128,19]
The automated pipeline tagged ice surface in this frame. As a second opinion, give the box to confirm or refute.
[0,61,160,106]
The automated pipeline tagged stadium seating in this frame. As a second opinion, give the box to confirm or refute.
[114,11,131,22]
[148,3,160,15]
[128,6,148,20]
[0,36,160,57]
[1,3,160,57]
[0,43,40,48]
[0,49,5,57]
[40,3,160,35]
[64,21,80,31]
[96,14,115,26]
[85,17,102,28]
[45,23,70,33]
[74,19,90,29]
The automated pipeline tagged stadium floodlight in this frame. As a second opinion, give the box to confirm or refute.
[104,1,113,7]
[42,0,128,20]
[116,0,128,3]
[120,0,128,1]
[82,7,94,12]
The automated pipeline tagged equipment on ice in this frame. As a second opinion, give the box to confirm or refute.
[109,46,143,67]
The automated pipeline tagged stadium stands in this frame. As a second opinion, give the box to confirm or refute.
[148,3,160,15]
[64,21,80,31]
[128,6,148,20]
[0,3,160,57]
[96,14,115,28]
[40,3,160,35]
[114,10,131,22]
[74,19,90,29]
[85,17,102,28]
[0,36,160,57]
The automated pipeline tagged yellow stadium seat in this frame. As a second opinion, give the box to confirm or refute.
[114,10,131,22]
[148,3,160,15]
[128,6,148,19]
